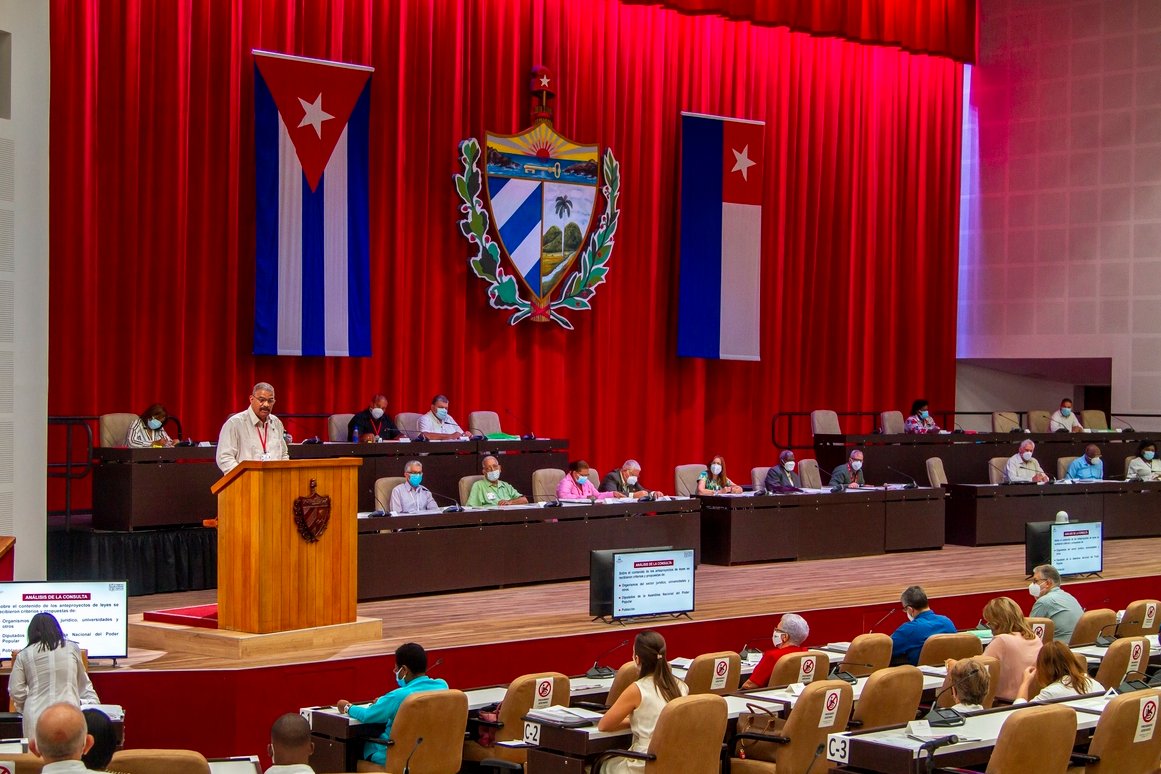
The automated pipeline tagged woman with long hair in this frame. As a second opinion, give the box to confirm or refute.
[9,612,99,737]
[981,596,1043,701]
[597,631,689,772]
[1015,640,1096,702]
[696,455,742,495]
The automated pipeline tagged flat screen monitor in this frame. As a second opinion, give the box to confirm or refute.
[1024,521,1102,576]
[589,546,672,618]
[0,581,129,658]
[612,548,695,619]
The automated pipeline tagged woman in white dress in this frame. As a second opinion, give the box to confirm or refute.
[1014,640,1096,703]
[597,631,689,773]
[9,612,99,737]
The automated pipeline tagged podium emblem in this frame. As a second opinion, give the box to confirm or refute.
[293,478,332,543]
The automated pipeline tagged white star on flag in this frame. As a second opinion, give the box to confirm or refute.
[731,145,757,181]
[297,93,334,138]
[539,74,551,88]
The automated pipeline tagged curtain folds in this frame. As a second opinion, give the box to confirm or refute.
[49,0,964,499]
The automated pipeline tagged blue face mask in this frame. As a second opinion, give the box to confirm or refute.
[1146,451,1156,462]
[435,407,448,420]
[576,475,588,485]
[408,473,423,487]
[147,418,163,430]
[395,668,408,687]
[1061,407,1071,417]
[918,411,929,420]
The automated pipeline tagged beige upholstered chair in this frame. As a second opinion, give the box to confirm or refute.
[988,456,1008,484]
[1082,409,1108,430]
[1057,455,1078,480]
[1070,609,1116,646]
[1079,688,1161,773]
[983,704,1077,773]
[850,665,922,730]
[842,633,893,676]
[1026,617,1054,643]
[926,457,948,488]
[992,411,1021,433]
[1094,636,1150,690]
[684,651,741,695]
[1119,599,1161,637]
[751,466,770,489]
[108,750,211,774]
[99,412,138,447]
[798,458,821,489]
[2,754,44,774]
[532,468,565,501]
[394,411,422,439]
[468,410,502,436]
[880,410,904,434]
[936,656,1000,709]
[811,409,841,435]
[917,633,982,666]
[674,464,707,497]
[729,680,853,774]
[606,660,638,706]
[355,690,469,773]
[462,672,569,767]
[328,412,355,442]
[1027,409,1051,433]
[768,651,830,688]
[374,476,405,512]
[594,694,728,773]
[458,474,484,506]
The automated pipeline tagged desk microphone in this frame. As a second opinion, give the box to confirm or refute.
[886,466,919,489]
[867,607,897,633]
[925,667,981,727]
[1095,620,1139,647]
[739,636,770,660]
[953,422,967,434]
[818,465,846,493]
[402,736,423,774]
[430,491,465,513]
[503,407,536,440]
[426,657,444,674]
[367,510,386,518]
[1111,415,1136,432]
[1120,670,1153,692]
[917,734,960,774]
[586,639,629,678]
[828,661,875,684]
[533,492,562,508]
[806,742,825,773]
[989,458,1034,485]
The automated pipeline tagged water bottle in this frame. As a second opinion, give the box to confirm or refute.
[352,427,359,444]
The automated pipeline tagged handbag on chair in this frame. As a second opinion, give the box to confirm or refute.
[735,702,784,762]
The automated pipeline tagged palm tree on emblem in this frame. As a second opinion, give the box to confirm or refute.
[554,194,573,219]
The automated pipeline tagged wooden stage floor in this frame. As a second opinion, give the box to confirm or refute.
[116,537,1161,672]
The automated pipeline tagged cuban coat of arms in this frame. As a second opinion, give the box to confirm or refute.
[455,66,621,329]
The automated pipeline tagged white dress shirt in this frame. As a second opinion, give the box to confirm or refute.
[389,483,438,513]
[9,641,99,738]
[417,411,466,437]
[265,765,316,774]
[42,762,104,773]
[1048,410,1083,432]
[216,407,289,474]
[1004,453,1045,482]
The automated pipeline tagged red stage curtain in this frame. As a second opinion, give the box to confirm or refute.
[49,0,963,501]
[622,0,977,62]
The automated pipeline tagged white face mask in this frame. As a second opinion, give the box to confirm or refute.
[710,463,723,475]
[626,474,638,485]
[1028,582,1042,598]
[370,407,385,420]
[850,460,863,472]
[1021,451,1034,462]
[485,470,501,482]
[905,609,914,621]
[784,461,796,472]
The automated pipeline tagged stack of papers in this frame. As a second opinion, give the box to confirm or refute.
[524,706,602,725]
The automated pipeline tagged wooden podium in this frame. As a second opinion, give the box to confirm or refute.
[210,458,361,634]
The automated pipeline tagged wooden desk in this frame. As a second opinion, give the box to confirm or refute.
[698,488,944,566]
[945,481,1161,545]
[356,498,701,599]
[91,439,567,530]
[814,432,1150,487]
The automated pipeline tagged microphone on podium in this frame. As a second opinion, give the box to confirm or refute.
[430,491,465,513]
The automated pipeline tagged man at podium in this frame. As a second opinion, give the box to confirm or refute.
[216,382,290,474]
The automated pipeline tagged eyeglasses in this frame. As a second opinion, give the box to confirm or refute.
[253,396,276,405]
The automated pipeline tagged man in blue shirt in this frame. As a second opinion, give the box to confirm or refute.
[1066,445,1103,481]
[890,586,957,665]
[335,642,448,767]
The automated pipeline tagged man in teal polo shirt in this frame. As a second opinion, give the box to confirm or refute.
[335,643,447,767]
[466,455,528,507]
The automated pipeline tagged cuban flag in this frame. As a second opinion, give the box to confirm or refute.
[252,50,373,356]
[676,112,765,361]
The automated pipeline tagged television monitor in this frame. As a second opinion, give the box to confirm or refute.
[589,546,671,618]
[0,581,129,659]
[1024,521,1102,576]
[612,548,696,619]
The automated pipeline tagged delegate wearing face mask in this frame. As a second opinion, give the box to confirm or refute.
[1127,447,1161,482]
[765,454,802,490]
[348,398,402,442]
[599,462,648,497]
[1028,569,1084,643]
[1003,444,1048,483]
[829,453,866,488]
[388,467,438,514]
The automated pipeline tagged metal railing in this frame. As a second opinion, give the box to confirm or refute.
[47,417,95,531]
[771,410,1021,452]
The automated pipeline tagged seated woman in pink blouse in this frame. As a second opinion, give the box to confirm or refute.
[556,460,625,500]
[980,596,1043,701]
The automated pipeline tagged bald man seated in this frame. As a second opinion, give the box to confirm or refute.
[266,713,316,773]
[32,702,102,772]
